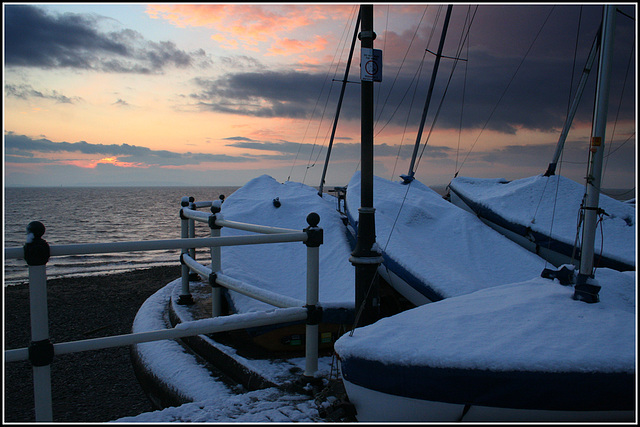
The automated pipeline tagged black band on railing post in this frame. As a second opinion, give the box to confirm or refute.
[305,304,323,325]
[209,272,220,288]
[303,213,323,247]
[28,339,54,367]
[208,214,222,230]
[24,221,50,266]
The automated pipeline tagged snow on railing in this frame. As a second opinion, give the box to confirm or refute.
[4,194,323,422]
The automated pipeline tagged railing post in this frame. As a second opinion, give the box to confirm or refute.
[23,221,54,422]
[303,213,322,378]
[178,197,194,305]
[187,197,199,282]
[208,197,224,317]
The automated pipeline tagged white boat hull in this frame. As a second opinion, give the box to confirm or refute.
[342,377,635,422]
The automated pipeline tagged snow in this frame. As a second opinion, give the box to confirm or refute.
[218,175,355,314]
[334,267,636,372]
[347,172,550,299]
[118,279,334,423]
[128,279,234,403]
[116,387,323,423]
[115,173,635,422]
[449,175,636,267]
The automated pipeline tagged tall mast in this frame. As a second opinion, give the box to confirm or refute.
[351,4,382,327]
[574,5,616,303]
[318,10,361,196]
[544,27,601,177]
[403,4,453,184]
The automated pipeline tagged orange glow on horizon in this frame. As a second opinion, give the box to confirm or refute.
[59,157,149,169]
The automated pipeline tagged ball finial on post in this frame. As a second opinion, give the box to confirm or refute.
[306,212,320,228]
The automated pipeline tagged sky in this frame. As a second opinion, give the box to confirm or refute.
[3,3,637,189]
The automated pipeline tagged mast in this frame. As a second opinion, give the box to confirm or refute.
[350,4,382,327]
[574,5,616,303]
[544,27,601,177]
[318,10,361,196]
[402,4,453,184]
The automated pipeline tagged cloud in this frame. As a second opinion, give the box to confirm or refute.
[190,71,332,118]
[146,4,350,54]
[5,83,82,104]
[223,136,453,161]
[267,35,328,57]
[4,5,210,73]
[4,132,255,167]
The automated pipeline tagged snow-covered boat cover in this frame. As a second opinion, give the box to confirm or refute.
[219,175,354,315]
[335,268,636,410]
[346,172,549,301]
[449,175,636,270]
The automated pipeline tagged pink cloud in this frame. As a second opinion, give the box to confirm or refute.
[268,35,328,56]
[146,4,352,53]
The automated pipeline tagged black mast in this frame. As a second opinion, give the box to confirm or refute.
[402,4,453,184]
[350,4,382,327]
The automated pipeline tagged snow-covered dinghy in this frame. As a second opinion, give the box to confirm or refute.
[334,268,636,422]
[448,175,636,272]
[345,171,549,305]
[217,175,355,351]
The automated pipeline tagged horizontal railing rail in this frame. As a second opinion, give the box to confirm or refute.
[4,194,324,422]
[180,204,298,235]
[5,307,307,363]
[5,233,308,260]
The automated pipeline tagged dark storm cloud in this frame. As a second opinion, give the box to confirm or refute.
[4,132,255,166]
[4,5,209,73]
[191,71,330,119]
[189,4,634,139]
[223,138,303,154]
[224,136,452,161]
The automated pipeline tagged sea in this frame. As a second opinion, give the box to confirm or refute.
[3,186,239,286]
[3,184,633,286]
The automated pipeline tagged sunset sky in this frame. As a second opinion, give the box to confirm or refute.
[3,3,637,189]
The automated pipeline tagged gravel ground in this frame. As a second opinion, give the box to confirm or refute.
[3,265,181,423]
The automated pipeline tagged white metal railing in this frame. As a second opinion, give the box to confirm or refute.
[4,195,324,422]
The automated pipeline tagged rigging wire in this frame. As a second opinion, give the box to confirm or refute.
[454,6,556,177]
[532,6,584,269]
[454,6,474,175]
[374,6,430,133]
[287,5,357,183]
[374,4,390,120]
[602,30,635,186]
[414,6,478,173]
[389,50,428,179]
[304,10,356,175]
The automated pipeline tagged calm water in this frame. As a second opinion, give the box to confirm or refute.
[3,186,238,285]
[4,184,632,286]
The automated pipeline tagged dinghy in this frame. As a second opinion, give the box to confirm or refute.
[217,174,355,351]
[345,171,548,305]
[446,5,635,272]
[448,174,635,271]
[334,267,636,421]
[335,5,636,422]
